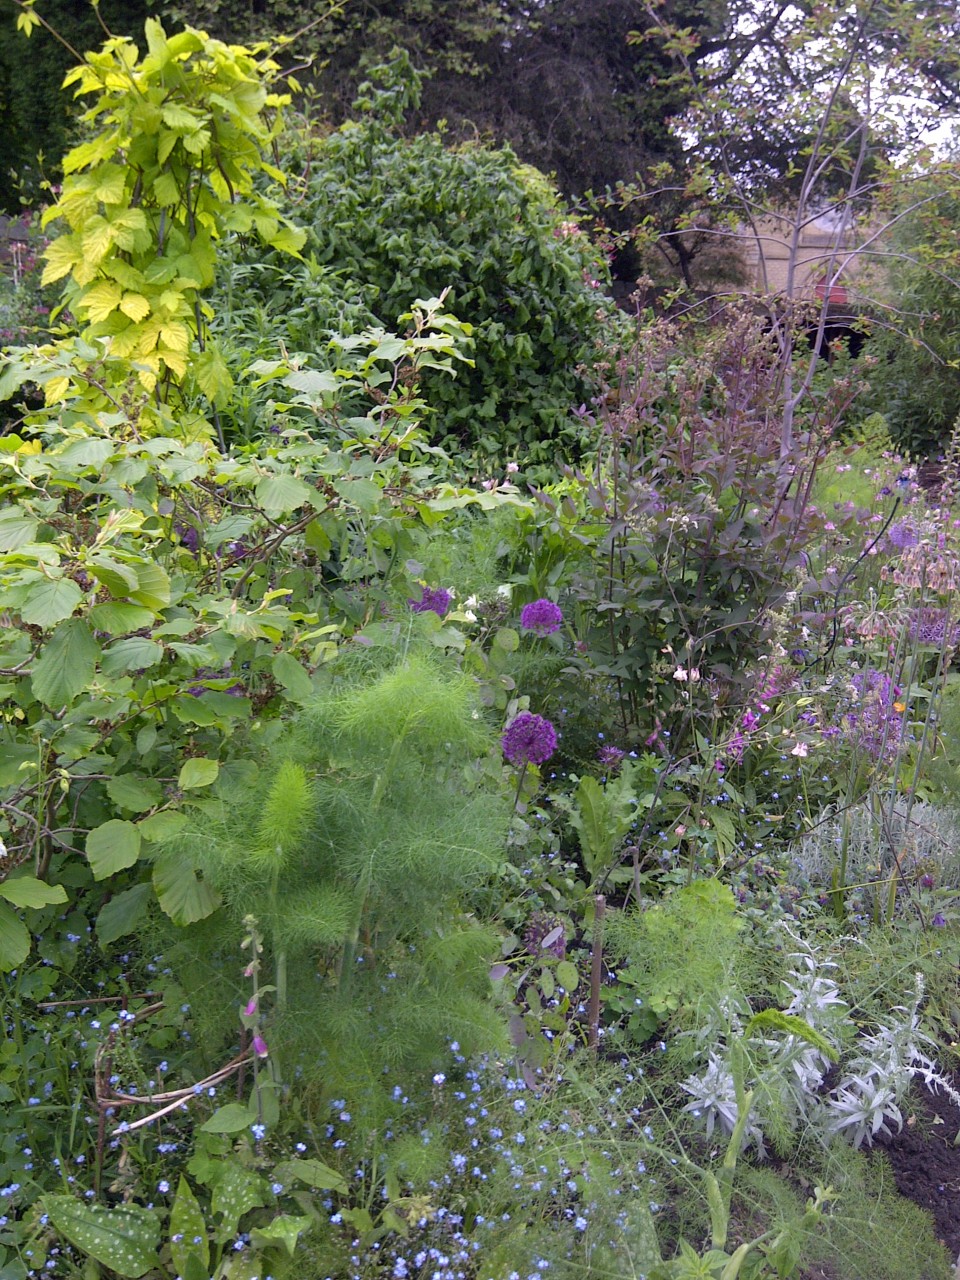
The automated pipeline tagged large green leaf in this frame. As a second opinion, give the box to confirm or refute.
[43,1197,159,1279]
[129,560,171,610]
[255,472,312,514]
[0,901,30,972]
[153,852,221,925]
[211,1163,268,1235]
[200,1103,257,1134]
[106,774,164,813]
[0,508,40,551]
[250,1214,312,1257]
[19,576,83,627]
[170,1177,209,1279]
[31,619,100,708]
[271,1158,348,1194]
[96,882,154,945]
[100,636,163,677]
[178,757,219,789]
[88,601,156,634]
[0,876,68,909]
[85,820,142,880]
[271,651,313,703]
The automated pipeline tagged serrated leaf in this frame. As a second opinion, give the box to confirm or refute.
[41,235,82,286]
[178,758,219,789]
[85,820,142,880]
[106,774,163,813]
[31,619,100,708]
[0,876,68,909]
[137,810,187,841]
[87,601,156,634]
[18,576,83,627]
[0,508,40,551]
[43,1197,159,1278]
[87,554,140,596]
[170,1177,209,1278]
[129,560,170,610]
[96,883,153,945]
[283,369,339,396]
[0,901,30,973]
[256,473,312,514]
[100,636,163,677]
[79,279,122,324]
[119,293,151,322]
[153,852,221,926]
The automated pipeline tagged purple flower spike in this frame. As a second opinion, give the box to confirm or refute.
[252,1034,269,1057]
[520,598,563,637]
[502,712,557,767]
[408,586,452,617]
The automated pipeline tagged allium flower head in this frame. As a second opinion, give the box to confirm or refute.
[887,522,920,550]
[520,598,563,637]
[597,744,626,770]
[908,606,960,648]
[502,712,557,766]
[408,586,452,617]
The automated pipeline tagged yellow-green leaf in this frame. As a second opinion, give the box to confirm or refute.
[79,279,123,324]
[41,235,82,286]
[119,293,151,322]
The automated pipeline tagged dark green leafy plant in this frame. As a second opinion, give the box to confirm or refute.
[219,50,625,468]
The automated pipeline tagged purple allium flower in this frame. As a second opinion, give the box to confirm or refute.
[597,744,626,770]
[175,523,200,555]
[520,598,563,637]
[908,606,960,648]
[501,712,557,766]
[408,586,452,617]
[523,911,566,959]
[887,522,920,550]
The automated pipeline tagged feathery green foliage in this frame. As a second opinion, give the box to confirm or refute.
[154,644,511,1118]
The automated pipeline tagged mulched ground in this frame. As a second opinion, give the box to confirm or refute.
[876,1074,960,1264]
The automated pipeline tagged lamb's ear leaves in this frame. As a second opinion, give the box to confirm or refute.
[42,1197,160,1278]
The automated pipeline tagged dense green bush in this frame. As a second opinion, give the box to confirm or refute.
[865,182,960,456]
[216,53,624,468]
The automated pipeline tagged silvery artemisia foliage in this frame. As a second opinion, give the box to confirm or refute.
[682,928,959,1153]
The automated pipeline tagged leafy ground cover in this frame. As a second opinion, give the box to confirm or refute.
[2,14,960,1280]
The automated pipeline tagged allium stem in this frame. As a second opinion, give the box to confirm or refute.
[588,894,606,1053]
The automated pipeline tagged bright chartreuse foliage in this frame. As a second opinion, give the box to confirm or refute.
[38,17,303,403]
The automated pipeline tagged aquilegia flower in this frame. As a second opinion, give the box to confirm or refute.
[408,586,452,617]
[502,712,557,766]
[520,598,563,637]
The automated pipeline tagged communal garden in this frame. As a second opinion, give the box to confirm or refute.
[3,8,960,1280]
